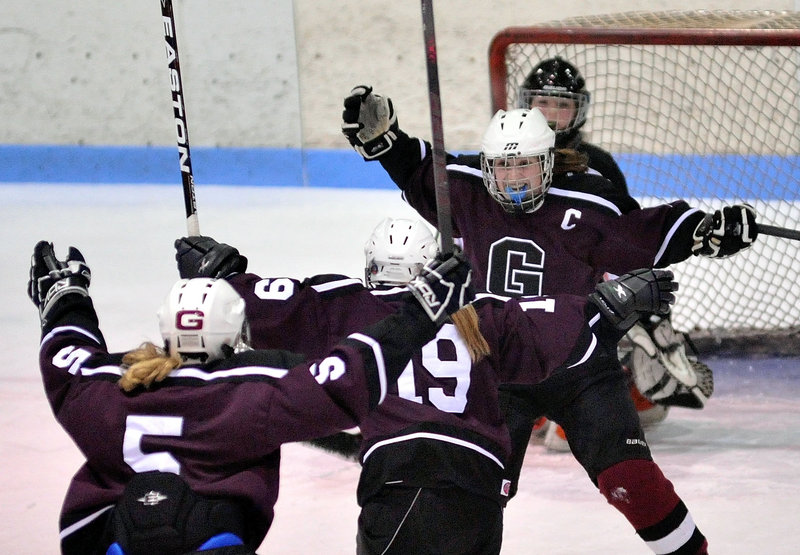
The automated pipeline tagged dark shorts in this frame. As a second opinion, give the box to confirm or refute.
[499,356,652,497]
[356,485,503,555]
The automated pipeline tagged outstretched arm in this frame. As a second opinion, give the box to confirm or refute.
[692,204,758,258]
[340,85,442,214]
[589,268,678,332]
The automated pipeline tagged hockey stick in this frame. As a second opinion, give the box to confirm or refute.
[420,0,453,255]
[758,223,800,241]
[161,0,200,236]
[420,0,489,361]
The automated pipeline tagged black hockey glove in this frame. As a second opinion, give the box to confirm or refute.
[174,236,248,279]
[589,268,677,331]
[341,85,399,160]
[407,250,475,326]
[692,204,758,258]
[28,241,91,324]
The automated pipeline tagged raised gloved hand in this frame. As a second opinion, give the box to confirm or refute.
[174,236,248,279]
[589,268,678,331]
[28,241,91,324]
[341,85,399,160]
[406,250,475,325]
[692,204,758,258]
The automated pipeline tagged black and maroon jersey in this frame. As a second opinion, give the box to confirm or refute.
[380,133,706,298]
[38,291,434,552]
[227,273,622,505]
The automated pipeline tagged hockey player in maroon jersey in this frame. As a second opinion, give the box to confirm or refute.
[175,219,707,555]
[28,239,472,555]
[339,85,760,552]
[451,57,660,447]
[512,56,714,448]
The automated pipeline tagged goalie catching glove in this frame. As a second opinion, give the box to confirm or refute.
[692,204,757,258]
[174,236,248,279]
[589,269,677,331]
[28,241,91,326]
[341,85,399,160]
[406,250,475,326]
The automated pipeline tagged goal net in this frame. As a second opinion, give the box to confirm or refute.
[488,10,800,354]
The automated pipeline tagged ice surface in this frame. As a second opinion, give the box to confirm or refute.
[2,184,798,553]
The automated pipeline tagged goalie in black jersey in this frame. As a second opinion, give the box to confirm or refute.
[175,220,707,555]
[29,240,471,555]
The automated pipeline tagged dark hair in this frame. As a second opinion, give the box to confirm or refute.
[553,148,589,174]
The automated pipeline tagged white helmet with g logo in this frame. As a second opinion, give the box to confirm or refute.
[157,278,247,363]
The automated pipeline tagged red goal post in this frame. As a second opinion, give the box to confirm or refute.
[488,11,800,354]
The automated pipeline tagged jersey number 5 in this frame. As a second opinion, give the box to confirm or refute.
[123,415,184,474]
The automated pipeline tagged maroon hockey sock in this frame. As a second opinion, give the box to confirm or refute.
[597,459,708,554]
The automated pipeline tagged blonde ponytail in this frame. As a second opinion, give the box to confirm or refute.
[119,342,182,392]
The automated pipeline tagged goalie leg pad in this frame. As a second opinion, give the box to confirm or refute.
[626,319,714,409]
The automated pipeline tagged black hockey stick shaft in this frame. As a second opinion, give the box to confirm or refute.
[421,0,453,255]
[161,0,200,236]
[758,223,800,241]
[419,0,490,363]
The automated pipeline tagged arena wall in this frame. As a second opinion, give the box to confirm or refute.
[1,0,796,184]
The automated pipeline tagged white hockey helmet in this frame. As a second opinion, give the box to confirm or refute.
[157,278,247,364]
[364,217,439,288]
[480,108,555,213]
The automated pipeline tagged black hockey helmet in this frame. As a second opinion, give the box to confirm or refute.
[517,57,590,135]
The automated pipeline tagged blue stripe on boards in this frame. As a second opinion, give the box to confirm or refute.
[0,145,398,189]
[1,145,797,199]
[615,153,800,200]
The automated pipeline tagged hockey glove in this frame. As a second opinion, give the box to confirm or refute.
[341,85,399,160]
[28,241,91,324]
[589,268,677,331]
[692,204,758,258]
[407,250,475,326]
[174,236,248,279]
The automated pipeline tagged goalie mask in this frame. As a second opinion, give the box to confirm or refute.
[480,108,555,213]
[364,218,439,288]
[517,57,590,138]
[157,278,248,364]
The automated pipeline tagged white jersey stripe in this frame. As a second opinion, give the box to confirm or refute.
[568,333,598,369]
[348,332,387,404]
[59,504,114,540]
[362,431,504,468]
[311,278,363,293]
[652,207,702,266]
[41,325,102,348]
[548,186,623,215]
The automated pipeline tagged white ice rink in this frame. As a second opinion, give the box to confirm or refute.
[2,184,799,554]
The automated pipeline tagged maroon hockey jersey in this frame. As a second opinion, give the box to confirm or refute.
[228,272,623,505]
[379,134,707,297]
[38,292,436,552]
